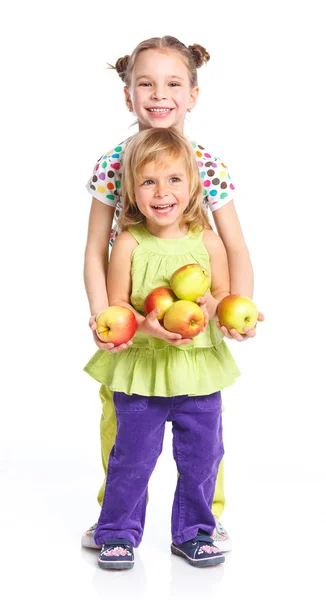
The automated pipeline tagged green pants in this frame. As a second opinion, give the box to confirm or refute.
[97,384,225,519]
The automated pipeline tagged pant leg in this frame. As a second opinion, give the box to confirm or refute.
[170,392,224,545]
[94,392,170,548]
[212,458,225,518]
[97,385,117,506]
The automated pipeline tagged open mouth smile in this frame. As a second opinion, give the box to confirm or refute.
[151,203,176,214]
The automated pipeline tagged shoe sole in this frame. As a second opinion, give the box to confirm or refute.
[81,535,101,550]
[171,544,225,567]
[98,559,134,570]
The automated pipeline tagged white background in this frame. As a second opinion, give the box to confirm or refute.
[1,1,326,598]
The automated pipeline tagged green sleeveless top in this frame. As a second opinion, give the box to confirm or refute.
[84,224,240,397]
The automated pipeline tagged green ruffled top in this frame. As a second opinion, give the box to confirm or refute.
[84,224,240,396]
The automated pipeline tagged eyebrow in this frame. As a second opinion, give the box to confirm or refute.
[141,172,185,179]
[135,74,185,82]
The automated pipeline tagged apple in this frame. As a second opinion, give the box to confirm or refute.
[144,286,178,321]
[96,306,137,344]
[163,300,205,338]
[170,264,211,302]
[217,295,258,334]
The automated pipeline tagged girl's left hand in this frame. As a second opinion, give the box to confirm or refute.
[217,312,265,342]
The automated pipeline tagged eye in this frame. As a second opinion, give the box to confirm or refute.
[170,177,181,183]
[139,82,151,87]
[142,179,155,186]
[169,82,181,87]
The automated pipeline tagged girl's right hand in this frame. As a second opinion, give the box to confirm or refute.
[88,315,133,353]
[139,309,193,346]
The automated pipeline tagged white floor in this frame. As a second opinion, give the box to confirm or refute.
[2,430,326,600]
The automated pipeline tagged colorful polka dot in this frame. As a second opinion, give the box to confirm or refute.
[107,170,115,178]
[107,183,114,190]
[116,180,121,189]
[92,175,98,182]
[219,170,226,178]
[212,178,220,185]
[112,154,120,159]
[204,153,212,158]
[196,151,202,157]
[114,146,122,152]
[204,180,211,187]
[98,185,105,194]
[200,171,205,178]
[220,182,227,189]
[111,162,121,170]
[230,183,235,190]
[220,192,228,200]
[106,194,115,201]
[207,169,215,177]
[99,173,105,180]
[197,161,204,167]
[209,190,218,196]
[101,161,107,168]
[191,142,197,148]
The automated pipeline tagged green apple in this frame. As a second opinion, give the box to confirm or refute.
[217,295,258,334]
[170,264,211,301]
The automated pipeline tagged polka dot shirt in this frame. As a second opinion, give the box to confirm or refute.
[86,138,235,245]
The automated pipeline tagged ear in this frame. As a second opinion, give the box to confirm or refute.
[187,86,199,111]
[124,87,133,112]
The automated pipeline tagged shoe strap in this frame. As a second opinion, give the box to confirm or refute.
[192,534,214,544]
[103,537,132,547]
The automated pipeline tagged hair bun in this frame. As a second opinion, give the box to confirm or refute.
[115,55,130,81]
[188,44,210,68]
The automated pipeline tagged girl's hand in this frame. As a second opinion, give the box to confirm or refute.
[88,315,133,353]
[216,311,264,342]
[196,296,210,333]
[139,309,193,346]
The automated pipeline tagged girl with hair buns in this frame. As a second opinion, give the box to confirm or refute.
[83,35,263,552]
[84,127,240,569]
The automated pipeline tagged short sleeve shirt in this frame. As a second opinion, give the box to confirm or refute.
[86,138,235,245]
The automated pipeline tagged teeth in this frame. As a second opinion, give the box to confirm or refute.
[149,108,171,113]
[153,204,173,209]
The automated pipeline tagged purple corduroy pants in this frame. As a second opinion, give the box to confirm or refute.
[94,391,224,547]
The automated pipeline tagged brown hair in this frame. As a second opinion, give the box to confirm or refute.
[108,36,210,88]
[119,128,211,233]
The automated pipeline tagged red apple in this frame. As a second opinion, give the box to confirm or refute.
[163,300,205,338]
[170,264,211,301]
[96,306,137,344]
[144,286,177,321]
[217,295,258,334]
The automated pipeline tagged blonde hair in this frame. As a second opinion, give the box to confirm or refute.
[119,128,211,233]
[109,36,210,88]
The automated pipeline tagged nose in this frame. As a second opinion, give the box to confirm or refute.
[151,86,167,101]
[155,182,169,198]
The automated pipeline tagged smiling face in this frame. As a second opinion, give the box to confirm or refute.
[135,156,190,236]
[124,49,199,133]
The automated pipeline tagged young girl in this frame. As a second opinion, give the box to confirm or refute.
[84,127,240,569]
[83,35,263,551]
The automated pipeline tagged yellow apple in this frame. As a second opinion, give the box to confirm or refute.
[217,295,258,334]
[170,264,211,302]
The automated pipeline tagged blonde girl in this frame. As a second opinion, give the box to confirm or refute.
[84,127,240,569]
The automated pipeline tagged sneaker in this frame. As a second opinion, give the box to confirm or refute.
[171,533,225,568]
[98,538,134,570]
[212,519,232,552]
[81,522,101,549]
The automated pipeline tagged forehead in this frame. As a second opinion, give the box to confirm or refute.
[133,49,189,77]
[141,155,188,174]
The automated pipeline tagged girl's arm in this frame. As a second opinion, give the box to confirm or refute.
[108,233,193,347]
[212,201,264,339]
[212,201,253,296]
[201,229,231,319]
[84,198,116,350]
